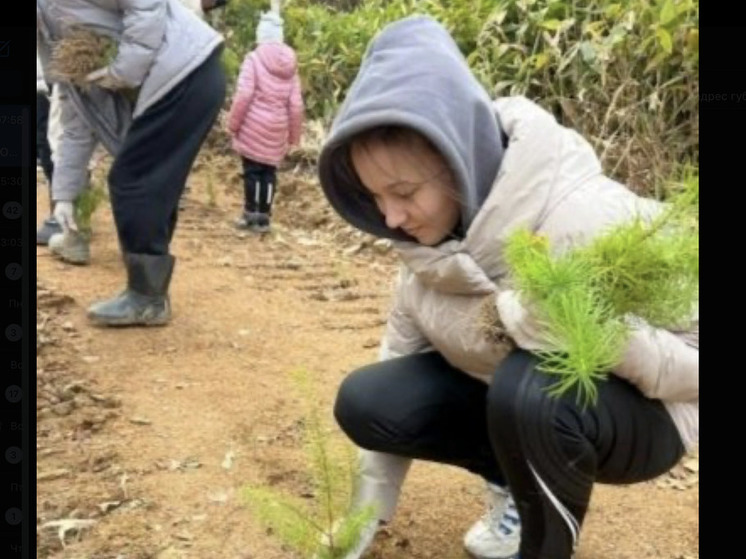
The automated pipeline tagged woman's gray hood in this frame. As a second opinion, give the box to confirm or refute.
[318,15,504,241]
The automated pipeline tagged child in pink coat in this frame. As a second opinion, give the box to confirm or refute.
[227,10,305,233]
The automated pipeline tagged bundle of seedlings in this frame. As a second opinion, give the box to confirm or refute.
[486,170,699,407]
[47,27,118,90]
[242,369,376,558]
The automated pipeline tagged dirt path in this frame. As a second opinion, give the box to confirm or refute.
[36,164,699,559]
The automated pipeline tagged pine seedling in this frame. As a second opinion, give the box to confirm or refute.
[242,369,375,558]
[74,180,107,234]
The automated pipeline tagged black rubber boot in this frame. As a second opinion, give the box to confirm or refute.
[87,253,175,326]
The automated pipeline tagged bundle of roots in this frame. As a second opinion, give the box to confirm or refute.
[48,28,117,89]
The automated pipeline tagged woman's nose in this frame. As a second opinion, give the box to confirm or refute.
[383,199,407,229]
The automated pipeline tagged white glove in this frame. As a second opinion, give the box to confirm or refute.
[495,289,553,352]
[53,201,78,232]
[85,66,127,90]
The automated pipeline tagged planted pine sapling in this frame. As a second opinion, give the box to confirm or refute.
[242,369,375,558]
[497,170,698,406]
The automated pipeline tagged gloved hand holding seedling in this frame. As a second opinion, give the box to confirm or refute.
[487,171,699,407]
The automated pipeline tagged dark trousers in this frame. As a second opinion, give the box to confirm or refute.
[241,158,277,215]
[334,350,685,559]
[108,47,226,255]
[37,91,55,186]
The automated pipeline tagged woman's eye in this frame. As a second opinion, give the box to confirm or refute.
[396,188,416,199]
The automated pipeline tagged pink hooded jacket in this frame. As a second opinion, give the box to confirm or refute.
[228,42,304,166]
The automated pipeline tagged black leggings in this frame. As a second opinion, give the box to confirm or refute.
[334,350,684,559]
[108,47,226,255]
[241,158,277,215]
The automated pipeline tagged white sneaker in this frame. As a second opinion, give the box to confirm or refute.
[464,483,521,559]
[48,230,91,265]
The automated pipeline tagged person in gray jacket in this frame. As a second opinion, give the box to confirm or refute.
[317,16,698,559]
[37,0,227,326]
[37,52,61,244]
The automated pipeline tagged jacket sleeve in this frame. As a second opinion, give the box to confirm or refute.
[51,85,97,202]
[612,320,699,402]
[378,267,431,361]
[287,73,304,146]
[227,55,256,134]
[108,0,168,88]
[178,0,204,17]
